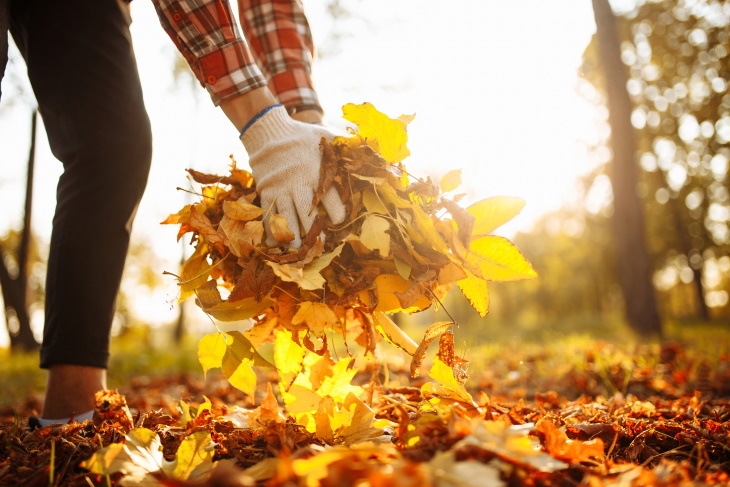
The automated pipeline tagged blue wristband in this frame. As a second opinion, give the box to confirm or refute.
[239,104,283,138]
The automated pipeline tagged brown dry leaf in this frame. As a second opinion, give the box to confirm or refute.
[94,389,134,433]
[223,200,265,221]
[270,213,295,244]
[535,418,605,465]
[410,321,454,377]
[189,206,226,255]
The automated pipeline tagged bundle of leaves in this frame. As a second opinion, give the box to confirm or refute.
[163,103,536,396]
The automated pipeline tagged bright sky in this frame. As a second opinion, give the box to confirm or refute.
[0,0,599,347]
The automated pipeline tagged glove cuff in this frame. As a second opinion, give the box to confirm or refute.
[240,104,300,154]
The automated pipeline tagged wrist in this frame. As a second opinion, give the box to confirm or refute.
[220,87,279,132]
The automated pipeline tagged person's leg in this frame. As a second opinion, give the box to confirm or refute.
[9,0,152,420]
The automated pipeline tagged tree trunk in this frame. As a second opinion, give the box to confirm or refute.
[591,0,663,337]
[0,110,40,350]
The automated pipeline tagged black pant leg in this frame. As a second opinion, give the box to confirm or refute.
[9,0,152,368]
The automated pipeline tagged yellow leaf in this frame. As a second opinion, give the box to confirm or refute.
[299,243,345,290]
[440,169,463,193]
[168,431,214,481]
[468,196,525,237]
[270,213,295,244]
[362,186,389,215]
[292,302,340,337]
[318,357,362,402]
[275,329,306,391]
[222,359,257,398]
[373,311,417,355]
[200,296,274,322]
[161,204,192,225]
[359,214,391,258]
[458,270,490,317]
[342,102,414,163]
[179,243,211,302]
[197,333,228,377]
[244,316,277,349]
[222,331,275,368]
[373,274,431,313]
[422,357,480,414]
[223,200,265,221]
[465,236,537,281]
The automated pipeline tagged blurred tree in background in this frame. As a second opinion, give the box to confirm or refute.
[471,0,729,338]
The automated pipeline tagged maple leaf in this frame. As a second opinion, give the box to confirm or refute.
[292,301,340,337]
[195,280,274,321]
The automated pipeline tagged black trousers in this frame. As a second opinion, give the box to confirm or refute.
[4,0,152,368]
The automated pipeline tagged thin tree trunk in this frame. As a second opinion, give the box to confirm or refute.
[0,110,40,350]
[592,0,663,337]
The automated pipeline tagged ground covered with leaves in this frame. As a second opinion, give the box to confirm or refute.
[1,338,729,487]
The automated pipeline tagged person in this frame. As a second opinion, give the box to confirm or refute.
[0,0,342,428]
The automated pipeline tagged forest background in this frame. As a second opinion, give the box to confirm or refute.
[1,0,729,357]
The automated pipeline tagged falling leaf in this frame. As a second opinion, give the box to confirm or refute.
[360,214,391,258]
[440,169,463,193]
[468,196,525,238]
[411,322,454,377]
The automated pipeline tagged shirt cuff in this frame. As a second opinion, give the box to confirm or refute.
[269,68,322,114]
[194,40,269,106]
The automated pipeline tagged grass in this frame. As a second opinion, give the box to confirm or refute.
[1,316,728,412]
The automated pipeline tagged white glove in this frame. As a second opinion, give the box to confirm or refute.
[241,105,346,249]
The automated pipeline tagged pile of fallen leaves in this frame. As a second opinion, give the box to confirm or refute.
[160,102,536,397]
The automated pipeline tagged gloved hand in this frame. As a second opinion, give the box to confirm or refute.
[240,105,346,249]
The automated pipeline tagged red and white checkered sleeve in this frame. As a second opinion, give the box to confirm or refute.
[238,0,322,114]
[152,0,268,106]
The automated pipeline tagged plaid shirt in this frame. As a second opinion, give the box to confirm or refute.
[152,0,320,112]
